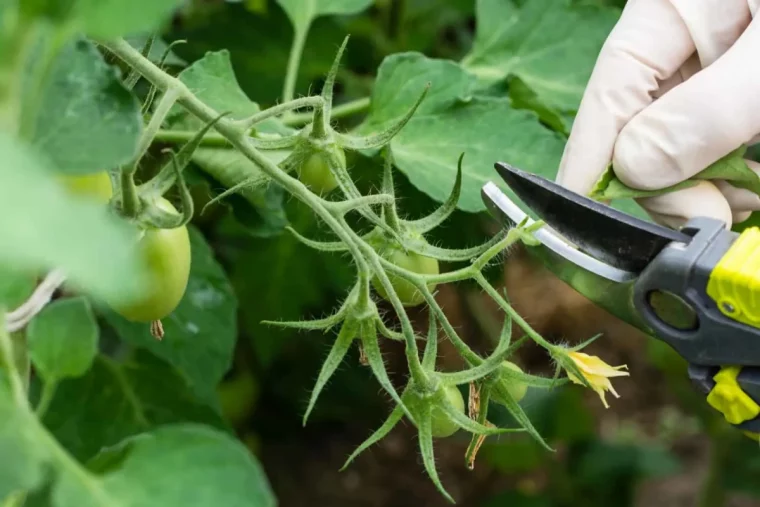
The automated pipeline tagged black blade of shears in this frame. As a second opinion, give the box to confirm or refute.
[493,162,692,273]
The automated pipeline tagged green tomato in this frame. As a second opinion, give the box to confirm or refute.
[371,241,439,307]
[110,198,191,322]
[59,171,113,203]
[430,385,464,438]
[491,360,528,405]
[217,370,259,428]
[297,148,345,195]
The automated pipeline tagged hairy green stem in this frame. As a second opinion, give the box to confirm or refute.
[101,37,375,305]
[136,87,181,164]
[473,272,554,351]
[122,87,180,217]
[284,97,371,126]
[154,129,229,146]
[282,25,310,105]
[236,96,323,130]
[342,218,427,385]
[119,168,140,217]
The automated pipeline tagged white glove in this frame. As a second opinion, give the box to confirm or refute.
[556,0,760,228]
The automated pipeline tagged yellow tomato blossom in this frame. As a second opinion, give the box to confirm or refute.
[566,351,629,408]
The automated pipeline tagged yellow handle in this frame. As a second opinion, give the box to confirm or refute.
[706,366,760,425]
[706,227,760,328]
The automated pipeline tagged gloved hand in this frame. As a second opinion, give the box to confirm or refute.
[556,0,760,228]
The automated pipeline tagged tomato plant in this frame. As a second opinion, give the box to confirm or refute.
[430,385,465,438]
[109,198,191,323]
[1,1,743,507]
[296,148,344,194]
[491,360,528,405]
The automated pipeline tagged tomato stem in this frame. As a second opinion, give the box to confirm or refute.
[235,96,323,131]
[282,24,310,106]
[284,97,370,127]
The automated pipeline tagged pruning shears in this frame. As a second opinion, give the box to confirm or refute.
[481,162,760,435]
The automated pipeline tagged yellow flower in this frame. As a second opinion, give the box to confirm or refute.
[566,351,629,408]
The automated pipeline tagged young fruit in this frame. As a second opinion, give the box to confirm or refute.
[297,148,345,195]
[430,385,464,438]
[111,198,191,322]
[490,360,528,405]
[371,239,439,307]
[59,171,113,203]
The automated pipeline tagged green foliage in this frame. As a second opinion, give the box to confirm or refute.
[28,297,97,383]
[4,0,756,506]
[21,0,183,39]
[0,132,147,304]
[462,0,618,112]
[590,146,760,200]
[103,227,237,404]
[31,38,142,175]
[277,0,374,33]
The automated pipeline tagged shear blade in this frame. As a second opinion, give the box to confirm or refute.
[493,162,692,273]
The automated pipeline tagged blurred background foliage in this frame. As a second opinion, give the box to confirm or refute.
[149,0,760,505]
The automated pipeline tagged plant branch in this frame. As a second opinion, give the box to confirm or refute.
[235,96,323,130]
[284,97,371,127]
[282,25,310,105]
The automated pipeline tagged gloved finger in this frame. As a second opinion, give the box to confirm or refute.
[652,53,702,99]
[733,210,753,224]
[556,0,699,195]
[714,160,760,212]
[636,181,733,229]
[613,14,760,191]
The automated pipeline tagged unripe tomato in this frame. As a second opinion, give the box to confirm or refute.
[217,370,259,428]
[110,198,191,322]
[491,360,528,405]
[59,171,113,203]
[297,148,345,195]
[430,385,464,438]
[372,241,439,307]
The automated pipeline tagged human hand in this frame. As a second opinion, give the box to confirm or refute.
[556,0,760,228]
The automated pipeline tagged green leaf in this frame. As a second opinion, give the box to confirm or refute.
[172,49,290,135]
[168,4,343,105]
[103,227,237,405]
[22,0,184,39]
[42,351,229,462]
[462,0,620,111]
[31,38,142,175]
[0,265,36,310]
[28,297,98,383]
[230,201,353,368]
[508,76,571,133]
[589,146,760,200]
[192,147,289,203]
[0,380,48,500]
[90,424,276,507]
[1,374,276,507]
[277,0,373,33]
[390,97,566,212]
[0,132,147,306]
[167,49,293,225]
[357,52,475,134]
